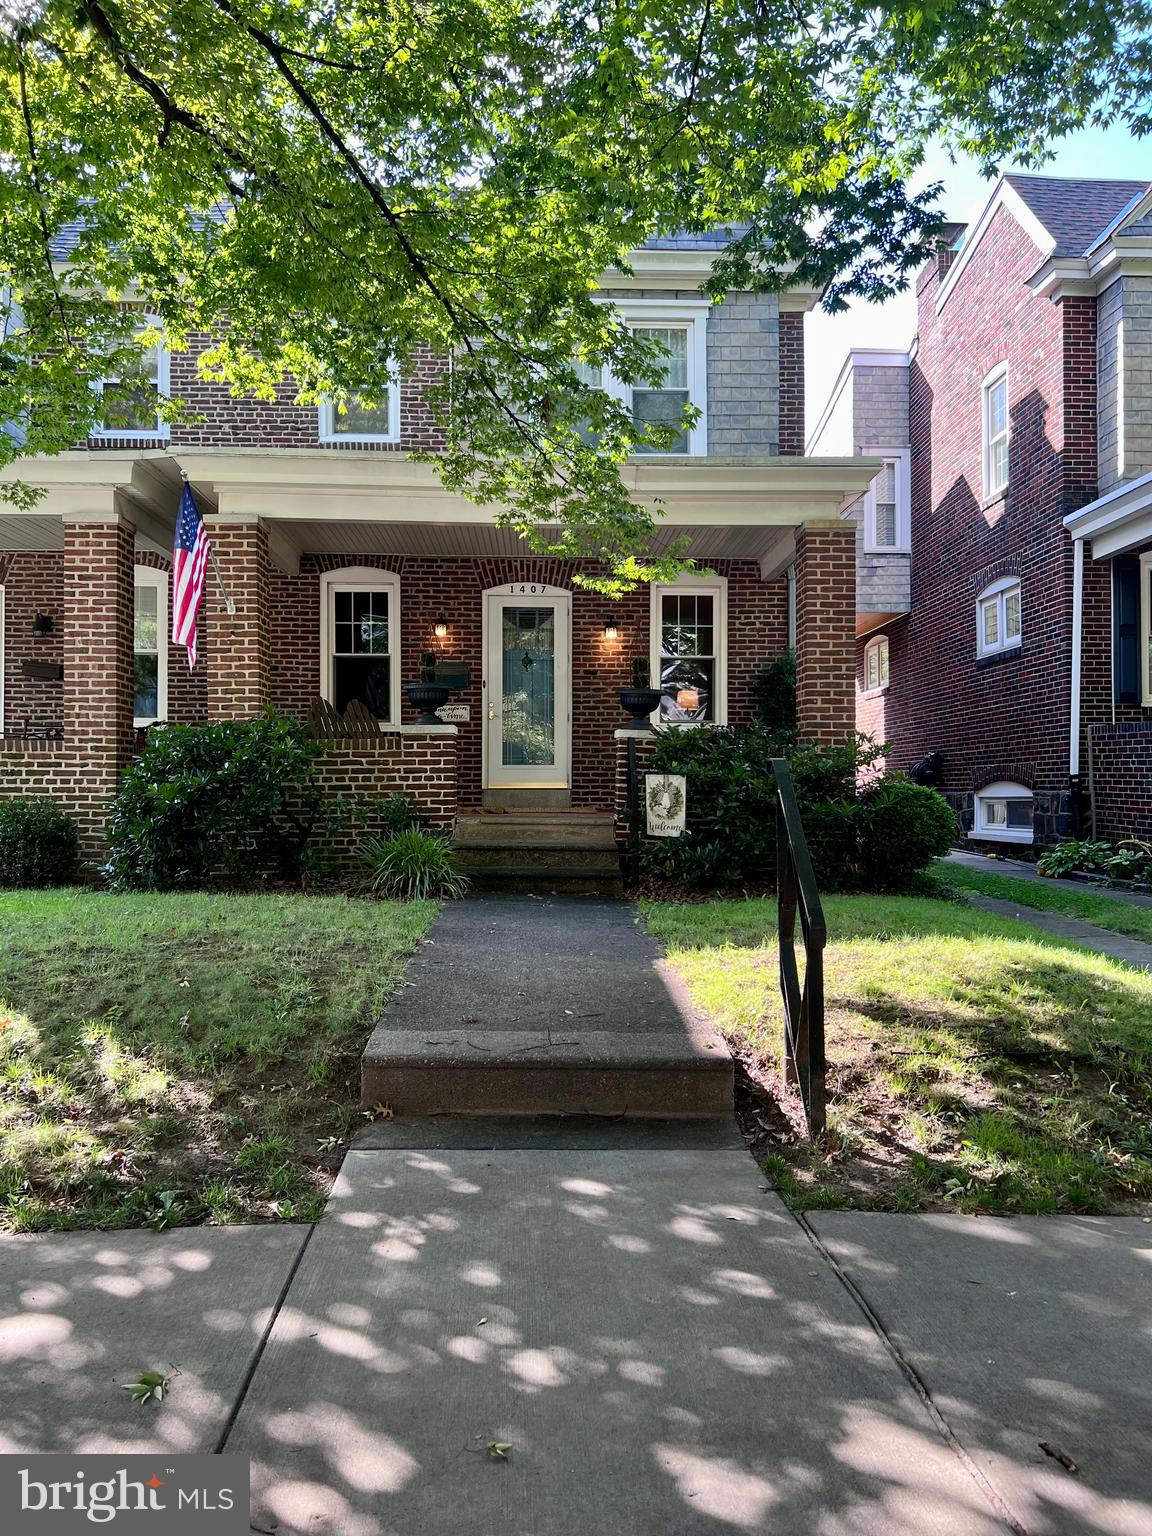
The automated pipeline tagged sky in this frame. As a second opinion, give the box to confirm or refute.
[804,126,1152,443]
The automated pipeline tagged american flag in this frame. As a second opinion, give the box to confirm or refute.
[172,482,210,669]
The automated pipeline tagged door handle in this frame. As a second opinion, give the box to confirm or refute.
[488,702,496,721]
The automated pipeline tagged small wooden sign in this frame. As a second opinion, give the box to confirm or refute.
[436,704,470,723]
[645,773,687,838]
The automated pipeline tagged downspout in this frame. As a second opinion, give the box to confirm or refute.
[1069,536,1085,835]
[786,562,797,652]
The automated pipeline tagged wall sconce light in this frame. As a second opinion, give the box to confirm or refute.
[433,614,449,639]
[602,617,619,641]
[676,686,700,712]
[32,612,54,638]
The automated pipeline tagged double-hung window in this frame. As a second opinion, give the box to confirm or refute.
[318,379,400,444]
[976,577,1021,659]
[982,365,1009,497]
[574,302,708,455]
[862,450,910,552]
[652,576,726,723]
[133,568,168,726]
[320,568,400,722]
[94,321,169,440]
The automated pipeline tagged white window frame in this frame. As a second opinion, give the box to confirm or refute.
[650,571,727,725]
[92,319,170,442]
[862,448,911,553]
[319,566,402,725]
[318,378,401,444]
[863,634,889,694]
[973,780,1034,845]
[976,576,1022,659]
[1140,552,1152,706]
[588,299,709,456]
[133,567,168,728]
[981,363,1010,499]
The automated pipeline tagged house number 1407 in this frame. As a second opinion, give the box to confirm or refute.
[505,583,558,594]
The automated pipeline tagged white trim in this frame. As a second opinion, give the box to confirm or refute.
[861,448,910,553]
[976,576,1022,658]
[132,566,168,727]
[981,363,1010,499]
[1117,318,1126,481]
[863,633,889,694]
[590,299,709,456]
[806,350,911,455]
[973,780,1035,845]
[317,379,401,444]
[935,179,1054,315]
[92,320,170,442]
[482,584,572,789]
[650,571,728,725]
[319,565,402,725]
[1141,553,1152,708]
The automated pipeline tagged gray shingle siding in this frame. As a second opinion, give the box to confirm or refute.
[1097,278,1123,494]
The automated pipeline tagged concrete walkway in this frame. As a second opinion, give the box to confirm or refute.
[946,851,1152,910]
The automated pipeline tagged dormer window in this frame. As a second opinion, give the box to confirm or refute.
[982,364,1009,497]
[94,322,169,441]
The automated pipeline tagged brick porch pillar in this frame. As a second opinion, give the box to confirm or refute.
[794,520,856,746]
[202,517,271,719]
[62,513,135,761]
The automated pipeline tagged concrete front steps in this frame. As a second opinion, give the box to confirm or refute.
[453,810,623,897]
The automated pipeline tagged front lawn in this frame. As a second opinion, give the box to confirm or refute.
[934,860,1152,943]
[0,890,434,1232]
[642,895,1152,1214]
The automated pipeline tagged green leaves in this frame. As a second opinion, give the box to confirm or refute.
[122,1370,170,1404]
[1,0,1150,578]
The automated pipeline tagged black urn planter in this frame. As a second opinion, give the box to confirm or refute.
[618,686,662,731]
[405,681,452,725]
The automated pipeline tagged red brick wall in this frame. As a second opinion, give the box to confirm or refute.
[315,734,459,849]
[0,551,65,735]
[794,523,856,745]
[62,520,134,759]
[883,203,1096,842]
[1091,725,1152,840]
[779,312,805,456]
[0,747,122,860]
[268,555,790,808]
[203,521,271,718]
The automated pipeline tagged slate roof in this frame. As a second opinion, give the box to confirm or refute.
[1003,174,1151,258]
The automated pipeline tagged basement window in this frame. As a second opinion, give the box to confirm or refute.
[973,781,1034,844]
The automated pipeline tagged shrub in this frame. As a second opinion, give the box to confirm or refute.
[1035,839,1112,879]
[855,779,958,891]
[356,829,469,900]
[751,650,796,737]
[105,712,335,890]
[0,798,79,888]
[377,793,424,838]
[1105,840,1152,883]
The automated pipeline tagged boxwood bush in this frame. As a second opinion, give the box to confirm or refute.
[0,797,79,888]
[636,725,955,892]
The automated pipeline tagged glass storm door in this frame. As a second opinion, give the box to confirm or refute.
[483,586,571,788]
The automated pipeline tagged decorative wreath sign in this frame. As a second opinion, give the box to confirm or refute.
[645,773,687,838]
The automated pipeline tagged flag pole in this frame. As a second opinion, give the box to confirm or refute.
[180,468,236,616]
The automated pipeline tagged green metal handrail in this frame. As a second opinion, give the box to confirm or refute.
[770,758,827,1137]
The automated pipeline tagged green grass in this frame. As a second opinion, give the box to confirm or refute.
[934,860,1152,943]
[641,894,1152,1215]
[0,889,435,1232]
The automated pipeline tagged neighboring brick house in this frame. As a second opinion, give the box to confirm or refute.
[0,233,873,865]
[811,174,1152,852]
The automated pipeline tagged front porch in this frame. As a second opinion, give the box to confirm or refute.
[0,450,874,859]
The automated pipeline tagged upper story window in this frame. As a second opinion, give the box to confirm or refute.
[863,634,890,693]
[651,574,727,723]
[133,568,168,726]
[94,321,169,440]
[977,576,1021,658]
[863,450,910,553]
[577,302,708,455]
[318,382,400,444]
[319,567,401,723]
[982,364,1009,498]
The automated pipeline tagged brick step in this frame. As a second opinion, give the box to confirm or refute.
[361,1028,734,1117]
[454,813,616,848]
[463,866,624,897]
[455,844,620,870]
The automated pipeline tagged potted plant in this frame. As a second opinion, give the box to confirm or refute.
[618,657,662,730]
[405,650,452,725]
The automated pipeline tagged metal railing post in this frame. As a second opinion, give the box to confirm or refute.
[770,758,827,1138]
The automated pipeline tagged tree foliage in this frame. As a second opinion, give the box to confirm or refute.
[1,1,1149,583]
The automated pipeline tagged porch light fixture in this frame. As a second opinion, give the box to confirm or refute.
[676,686,700,712]
[433,614,449,639]
[602,617,619,640]
[32,612,53,638]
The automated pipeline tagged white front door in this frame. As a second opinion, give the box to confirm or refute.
[483,584,571,789]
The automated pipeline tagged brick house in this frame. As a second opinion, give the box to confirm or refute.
[810,175,1152,852]
[0,234,874,877]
